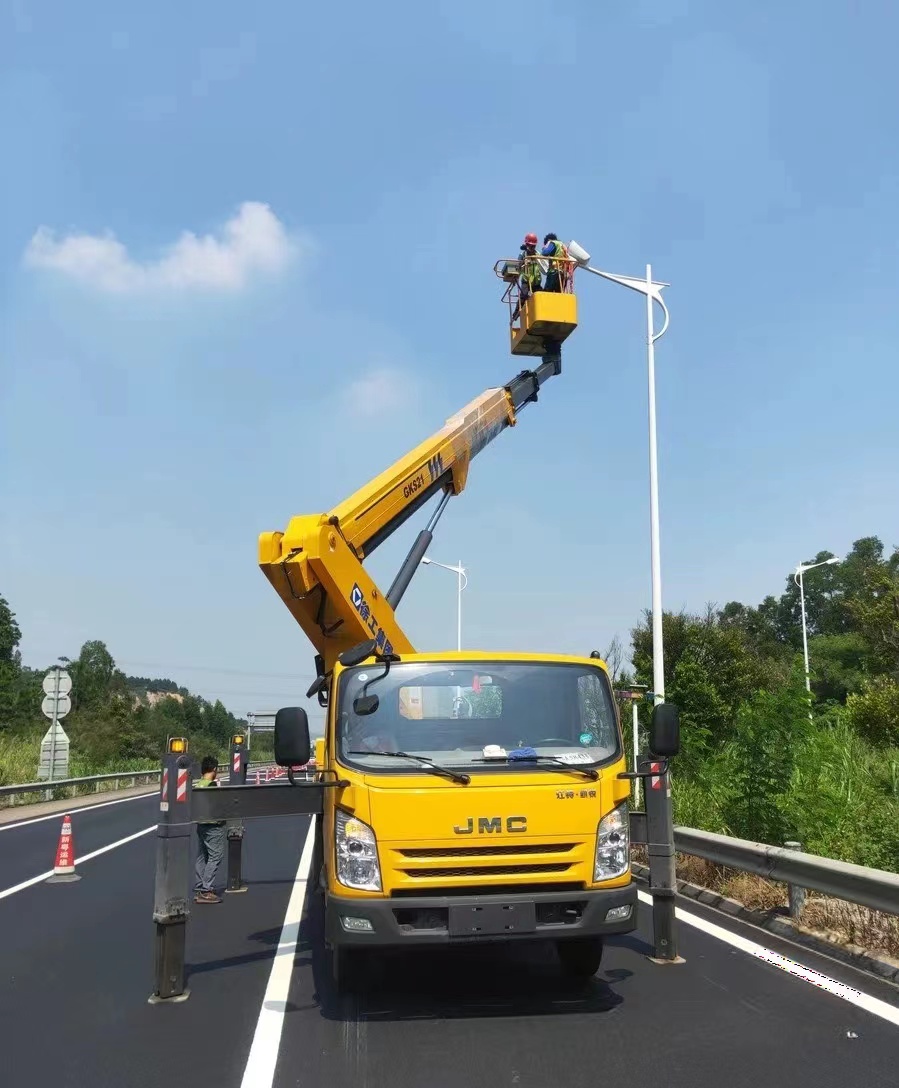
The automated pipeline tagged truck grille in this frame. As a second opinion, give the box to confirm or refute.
[384,839,590,894]
[401,863,572,879]
[397,843,576,859]
[391,881,584,898]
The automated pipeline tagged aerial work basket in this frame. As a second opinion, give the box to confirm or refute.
[494,254,578,357]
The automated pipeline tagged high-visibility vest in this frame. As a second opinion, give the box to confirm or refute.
[546,240,568,264]
[522,254,541,285]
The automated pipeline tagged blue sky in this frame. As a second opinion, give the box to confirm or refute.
[3,1,898,724]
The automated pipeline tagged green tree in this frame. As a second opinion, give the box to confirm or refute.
[631,606,775,756]
[0,596,22,664]
[845,677,899,748]
[0,596,26,729]
[773,550,844,645]
[807,632,870,703]
[845,555,899,676]
[70,640,122,710]
[721,670,809,844]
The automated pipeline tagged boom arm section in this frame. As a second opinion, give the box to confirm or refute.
[258,356,561,672]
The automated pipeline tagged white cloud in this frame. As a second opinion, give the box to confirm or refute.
[24,201,296,294]
[342,367,416,419]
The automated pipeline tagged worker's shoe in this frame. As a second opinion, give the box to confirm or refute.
[195,890,222,904]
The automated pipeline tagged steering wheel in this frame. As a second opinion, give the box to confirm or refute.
[531,737,574,748]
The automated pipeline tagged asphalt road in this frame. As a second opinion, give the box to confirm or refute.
[0,797,896,1088]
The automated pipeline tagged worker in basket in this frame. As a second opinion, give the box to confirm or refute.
[542,233,569,292]
[514,232,543,320]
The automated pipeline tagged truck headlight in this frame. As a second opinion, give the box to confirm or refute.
[594,802,629,881]
[335,810,382,892]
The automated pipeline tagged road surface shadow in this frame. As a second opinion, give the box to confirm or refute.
[185,923,313,978]
[305,894,627,1022]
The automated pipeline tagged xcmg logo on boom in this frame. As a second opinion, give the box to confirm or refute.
[349,584,394,656]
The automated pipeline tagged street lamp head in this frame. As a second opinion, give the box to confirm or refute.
[796,555,842,576]
[567,239,591,267]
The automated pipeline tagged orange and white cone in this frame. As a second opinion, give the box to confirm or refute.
[46,813,81,883]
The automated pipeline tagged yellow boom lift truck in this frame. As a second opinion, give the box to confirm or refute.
[151,249,680,1000]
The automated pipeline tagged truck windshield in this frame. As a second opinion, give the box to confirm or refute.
[337,661,620,773]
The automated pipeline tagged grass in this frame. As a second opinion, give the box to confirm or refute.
[0,731,168,809]
[0,729,275,808]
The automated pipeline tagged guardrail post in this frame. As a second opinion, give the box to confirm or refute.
[149,752,192,1004]
[784,841,806,920]
[226,735,248,894]
[644,758,684,964]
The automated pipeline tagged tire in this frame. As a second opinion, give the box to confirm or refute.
[556,937,604,980]
[331,946,365,994]
[311,816,324,895]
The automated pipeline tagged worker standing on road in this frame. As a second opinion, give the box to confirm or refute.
[542,233,569,292]
[193,756,226,904]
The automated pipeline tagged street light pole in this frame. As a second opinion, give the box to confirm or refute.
[796,566,811,695]
[569,242,670,704]
[644,263,667,706]
[421,557,468,651]
[793,556,841,717]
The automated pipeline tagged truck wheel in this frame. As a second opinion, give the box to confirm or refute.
[556,937,604,980]
[331,946,365,994]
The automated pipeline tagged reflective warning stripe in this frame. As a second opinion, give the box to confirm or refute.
[176,768,188,802]
[233,752,240,775]
[160,768,170,811]
[650,761,662,790]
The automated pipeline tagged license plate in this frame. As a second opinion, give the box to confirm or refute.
[448,901,537,937]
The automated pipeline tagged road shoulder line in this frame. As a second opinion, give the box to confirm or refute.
[240,822,316,1088]
[0,789,157,831]
[636,889,899,1027]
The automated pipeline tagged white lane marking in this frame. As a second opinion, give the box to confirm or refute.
[240,822,316,1088]
[0,825,156,900]
[637,889,899,1027]
[0,790,157,832]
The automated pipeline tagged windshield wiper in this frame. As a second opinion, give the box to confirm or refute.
[475,755,599,780]
[348,750,470,785]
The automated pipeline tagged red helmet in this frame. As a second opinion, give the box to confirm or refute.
[523,232,538,246]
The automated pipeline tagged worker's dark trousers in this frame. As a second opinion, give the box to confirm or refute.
[544,271,562,292]
[514,282,542,320]
[195,823,226,892]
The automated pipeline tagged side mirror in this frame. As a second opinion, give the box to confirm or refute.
[338,639,378,668]
[353,694,380,716]
[274,706,311,767]
[649,703,680,758]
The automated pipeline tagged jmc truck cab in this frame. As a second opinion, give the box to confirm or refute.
[275,644,679,990]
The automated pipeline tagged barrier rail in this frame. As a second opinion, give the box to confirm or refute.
[630,814,899,917]
[0,762,281,806]
[672,826,899,917]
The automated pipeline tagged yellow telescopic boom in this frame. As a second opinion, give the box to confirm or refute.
[259,356,564,675]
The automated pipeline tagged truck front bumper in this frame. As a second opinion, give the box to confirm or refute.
[326,881,638,949]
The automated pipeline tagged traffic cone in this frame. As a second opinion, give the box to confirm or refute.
[46,813,81,883]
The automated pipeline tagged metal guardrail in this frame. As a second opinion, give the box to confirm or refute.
[671,826,899,917]
[0,770,163,800]
[0,762,278,805]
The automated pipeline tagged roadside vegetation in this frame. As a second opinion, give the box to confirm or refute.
[0,596,247,795]
[612,535,899,875]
